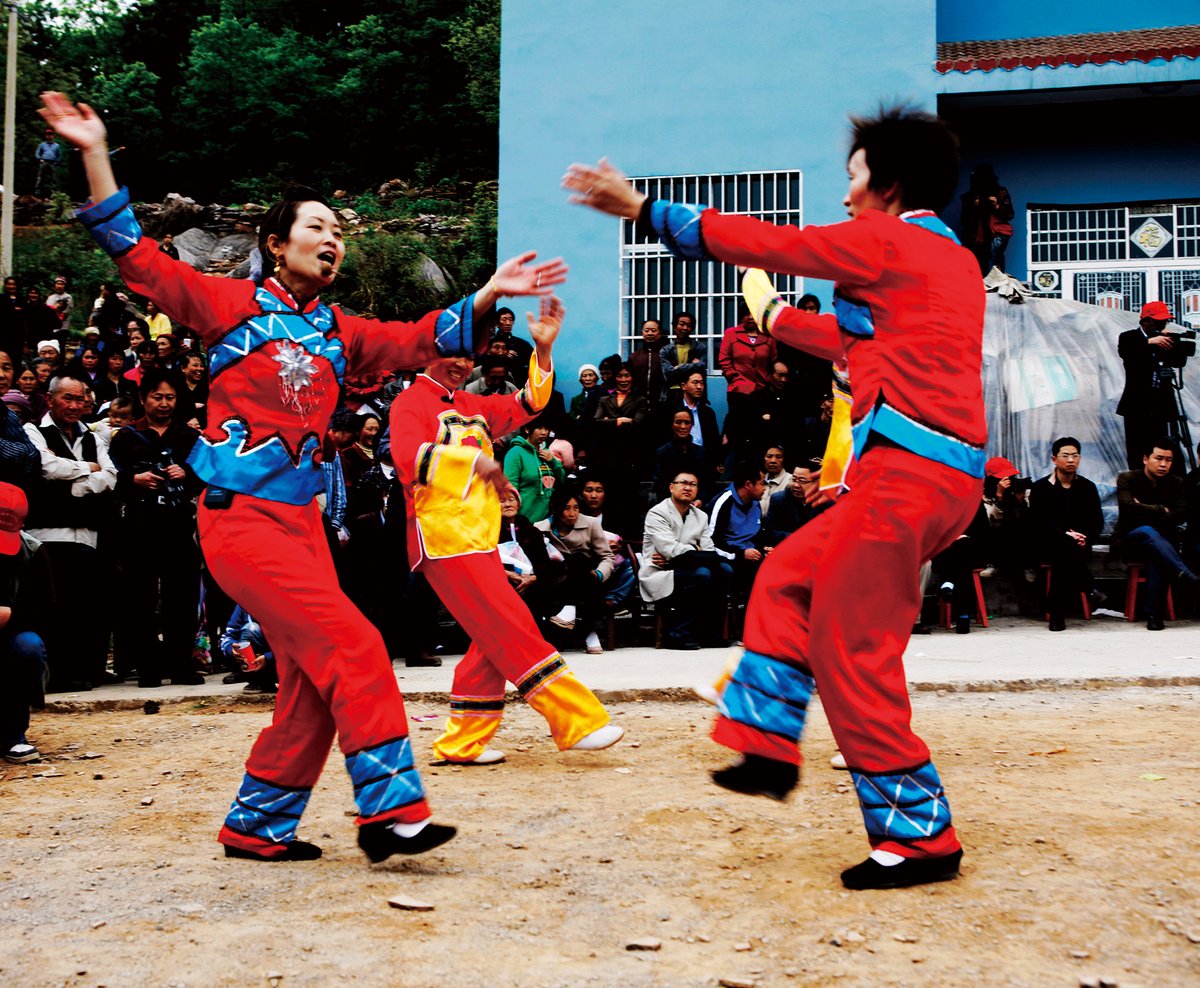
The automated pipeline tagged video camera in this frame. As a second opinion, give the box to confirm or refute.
[1159,327,1197,370]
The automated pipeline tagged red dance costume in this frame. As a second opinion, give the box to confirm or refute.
[389,363,611,761]
[643,199,986,860]
[80,187,482,857]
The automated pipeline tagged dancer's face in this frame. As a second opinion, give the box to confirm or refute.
[270,201,345,291]
[426,356,473,392]
[844,148,892,219]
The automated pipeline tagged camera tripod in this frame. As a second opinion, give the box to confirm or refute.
[1164,367,1196,473]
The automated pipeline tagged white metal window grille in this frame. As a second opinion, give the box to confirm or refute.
[1160,270,1200,328]
[1073,271,1145,310]
[1028,200,1200,308]
[619,171,804,369]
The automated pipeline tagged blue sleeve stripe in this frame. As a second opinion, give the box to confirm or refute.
[76,187,142,258]
[649,200,709,261]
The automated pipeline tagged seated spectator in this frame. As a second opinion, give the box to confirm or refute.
[498,487,565,625]
[1115,439,1197,630]
[0,348,39,493]
[536,485,613,654]
[653,408,709,503]
[576,474,637,610]
[466,355,520,397]
[1029,437,1106,632]
[763,459,827,546]
[759,444,790,515]
[929,502,989,634]
[661,311,706,389]
[1187,442,1200,568]
[979,455,1032,581]
[504,416,565,524]
[639,470,732,649]
[0,483,54,764]
[707,461,768,615]
[109,369,205,686]
[466,335,517,388]
[219,605,278,694]
[665,368,722,486]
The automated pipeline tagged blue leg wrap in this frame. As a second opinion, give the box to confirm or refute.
[344,736,426,819]
[224,773,311,844]
[851,760,953,843]
[720,649,815,746]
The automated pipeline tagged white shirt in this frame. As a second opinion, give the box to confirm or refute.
[23,412,117,548]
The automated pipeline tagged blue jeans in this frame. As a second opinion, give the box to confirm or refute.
[604,559,637,608]
[1124,526,1189,617]
[665,551,734,642]
[1,630,48,748]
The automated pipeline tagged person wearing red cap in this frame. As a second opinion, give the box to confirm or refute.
[0,483,54,764]
[1117,301,1179,472]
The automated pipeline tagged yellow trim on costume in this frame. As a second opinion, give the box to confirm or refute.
[523,353,554,412]
[819,363,854,494]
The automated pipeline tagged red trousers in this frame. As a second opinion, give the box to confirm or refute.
[420,551,609,761]
[713,445,979,856]
[202,496,429,854]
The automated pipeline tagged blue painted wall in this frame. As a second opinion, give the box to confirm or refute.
[499,0,938,418]
[937,1,1196,42]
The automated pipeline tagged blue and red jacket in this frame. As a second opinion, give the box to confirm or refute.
[78,188,482,505]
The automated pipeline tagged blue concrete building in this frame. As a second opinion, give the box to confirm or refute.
[498,1,1200,419]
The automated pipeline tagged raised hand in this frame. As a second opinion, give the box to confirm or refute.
[493,251,568,297]
[39,92,107,152]
[526,295,565,350]
[562,158,646,219]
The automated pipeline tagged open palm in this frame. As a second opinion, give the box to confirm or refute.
[39,92,107,151]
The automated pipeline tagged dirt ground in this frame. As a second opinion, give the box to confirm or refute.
[1,687,1198,988]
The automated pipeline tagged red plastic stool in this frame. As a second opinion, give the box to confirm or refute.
[938,568,989,629]
[1041,563,1092,621]
[1123,563,1176,621]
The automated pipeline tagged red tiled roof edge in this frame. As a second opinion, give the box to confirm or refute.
[936,25,1200,74]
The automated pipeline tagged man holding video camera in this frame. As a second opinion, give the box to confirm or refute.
[110,368,204,687]
[1117,301,1186,473]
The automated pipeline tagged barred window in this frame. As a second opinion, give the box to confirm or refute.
[619,171,804,369]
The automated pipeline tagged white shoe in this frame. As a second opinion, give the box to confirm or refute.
[570,724,624,751]
[978,564,996,579]
[470,748,506,765]
[830,751,848,770]
[584,631,604,654]
[693,683,721,706]
[5,743,39,764]
[550,605,577,630]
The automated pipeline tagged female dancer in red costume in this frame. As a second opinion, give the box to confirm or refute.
[41,91,566,865]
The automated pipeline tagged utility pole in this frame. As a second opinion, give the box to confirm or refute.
[1,0,17,280]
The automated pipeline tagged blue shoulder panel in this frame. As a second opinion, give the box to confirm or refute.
[76,186,142,258]
[834,292,875,339]
[649,200,709,261]
[208,288,345,383]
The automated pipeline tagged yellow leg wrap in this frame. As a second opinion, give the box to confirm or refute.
[521,663,609,750]
[432,699,504,763]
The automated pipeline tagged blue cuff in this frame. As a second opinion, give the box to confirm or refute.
[852,760,953,843]
[649,200,709,261]
[720,649,815,744]
[76,186,142,258]
[434,293,478,357]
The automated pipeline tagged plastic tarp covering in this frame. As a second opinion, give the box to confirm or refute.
[982,293,1199,537]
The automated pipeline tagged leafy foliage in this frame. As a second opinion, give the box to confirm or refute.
[13,225,118,313]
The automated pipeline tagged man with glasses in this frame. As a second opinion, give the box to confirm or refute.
[24,376,116,690]
[1029,437,1105,632]
[764,459,827,546]
[640,470,732,649]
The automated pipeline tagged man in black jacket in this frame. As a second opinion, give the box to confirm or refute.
[1115,439,1197,630]
[1029,437,1105,631]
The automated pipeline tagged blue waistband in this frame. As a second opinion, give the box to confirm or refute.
[852,402,985,479]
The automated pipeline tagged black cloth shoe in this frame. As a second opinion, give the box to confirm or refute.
[222,670,246,685]
[358,821,457,863]
[170,673,207,686]
[1147,614,1165,631]
[841,849,963,890]
[92,671,122,686]
[664,637,701,650]
[137,678,163,689]
[1048,615,1066,632]
[911,622,932,635]
[710,754,798,802]
[1086,589,1107,608]
[224,839,323,862]
[405,653,442,667]
[954,615,971,635]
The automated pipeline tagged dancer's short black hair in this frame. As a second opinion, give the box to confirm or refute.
[257,185,334,279]
[848,105,960,212]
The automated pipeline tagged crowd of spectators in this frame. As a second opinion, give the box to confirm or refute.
[3,276,1200,765]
